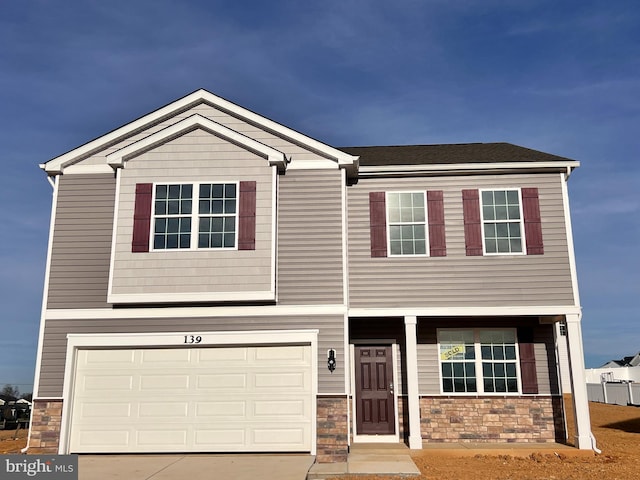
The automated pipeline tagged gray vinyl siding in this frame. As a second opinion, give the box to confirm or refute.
[534,324,560,395]
[110,129,273,298]
[277,170,344,304]
[416,320,558,395]
[348,173,575,308]
[37,314,345,397]
[47,174,115,309]
[69,102,331,168]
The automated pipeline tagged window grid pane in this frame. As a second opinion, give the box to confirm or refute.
[480,330,518,393]
[387,192,427,256]
[439,330,477,393]
[153,184,192,249]
[197,183,237,249]
[440,329,519,394]
[481,189,523,254]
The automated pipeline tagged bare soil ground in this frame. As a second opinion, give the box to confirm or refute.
[0,426,28,454]
[2,396,638,479]
[379,396,640,480]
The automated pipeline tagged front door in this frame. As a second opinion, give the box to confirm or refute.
[354,345,395,435]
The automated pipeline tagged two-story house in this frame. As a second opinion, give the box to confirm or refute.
[29,89,593,463]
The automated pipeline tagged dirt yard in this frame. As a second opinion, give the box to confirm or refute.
[0,425,28,454]
[2,396,638,479]
[409,396,640,480]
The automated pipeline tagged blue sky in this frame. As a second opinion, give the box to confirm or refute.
[0,0,638,394]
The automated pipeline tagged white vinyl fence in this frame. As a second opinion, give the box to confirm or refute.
[587,382,640,406]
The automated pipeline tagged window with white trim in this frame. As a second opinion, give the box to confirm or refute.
[480,189,524,254]
[153,182,237,250]
[387,192,427,255]
[439,329,520,394]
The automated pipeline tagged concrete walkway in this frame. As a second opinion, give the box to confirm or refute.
[307,443,420,479]
[79,454,315,480]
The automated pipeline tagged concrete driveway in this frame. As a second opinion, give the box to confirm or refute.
[79,454,315,480]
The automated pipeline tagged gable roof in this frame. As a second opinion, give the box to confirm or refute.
[106,114,288,171]
[339,143,579,176]
[41,89,358,176]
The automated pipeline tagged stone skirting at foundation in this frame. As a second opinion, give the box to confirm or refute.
[28,399,63,454]
[316,396,349,463]
[420,395,566,443]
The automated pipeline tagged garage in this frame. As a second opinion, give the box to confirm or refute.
[68,344,313,453]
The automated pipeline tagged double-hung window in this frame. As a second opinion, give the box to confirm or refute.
[152,182,237,250]
[480,189,524,254]
[387,192,427,255]
[439,329,520,394]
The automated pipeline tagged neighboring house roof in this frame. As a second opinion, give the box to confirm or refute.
[0,394,16,403]
[599,352,640,368]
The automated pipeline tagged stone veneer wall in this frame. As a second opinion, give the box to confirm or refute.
[28,399,63,454]
[420,396,566,443]
[316,396,348,463]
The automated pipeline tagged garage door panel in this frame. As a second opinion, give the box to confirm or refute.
[198,348,248,363]
[196,373,247,389]
[80,402,131,418]
[82,374,134,391]
[140,374,189,390]
[136,429,188,447]
[141,348,191,363]
[196,401,246,417]
[83,349,136,365]
[254,399,307,418]
[69,344,313,453]
[138,402,189,418]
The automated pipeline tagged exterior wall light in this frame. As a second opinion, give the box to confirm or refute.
[327,349,337,373]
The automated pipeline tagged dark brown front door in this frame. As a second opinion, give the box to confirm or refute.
[354,345,395,435]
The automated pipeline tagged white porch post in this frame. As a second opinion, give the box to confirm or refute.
[404,316,422,449]
[565,313,593,449]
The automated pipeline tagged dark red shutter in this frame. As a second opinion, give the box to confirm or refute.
[132,183,153,253]
[522,187,543,255]
[369,192,387,257]
[238,181,256,250]
[462,189,483,256]
[427,190,446,257]
[518,327,539,394]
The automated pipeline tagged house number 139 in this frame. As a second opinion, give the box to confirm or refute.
[184,335,202,344]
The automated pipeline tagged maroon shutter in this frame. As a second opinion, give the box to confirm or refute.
[238,181,256,250]
[132,183,153,253]
[427,190,446,257]
[369,192,387,257]
[522,187,543,255]
[518,327,539,394]
[462,189,483,256]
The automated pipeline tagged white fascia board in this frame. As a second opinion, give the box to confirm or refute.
[65,329,319,348]
[359,161,580,176]
[107,289,276,305]
[348,305,582,317]
[43,89,358,174]
[45,304,347,320]
[106,114,287,170]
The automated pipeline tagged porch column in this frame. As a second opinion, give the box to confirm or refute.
[404,316,422,449]
[565,313,593,449]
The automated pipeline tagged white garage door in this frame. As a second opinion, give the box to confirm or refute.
[69,345,312,453]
